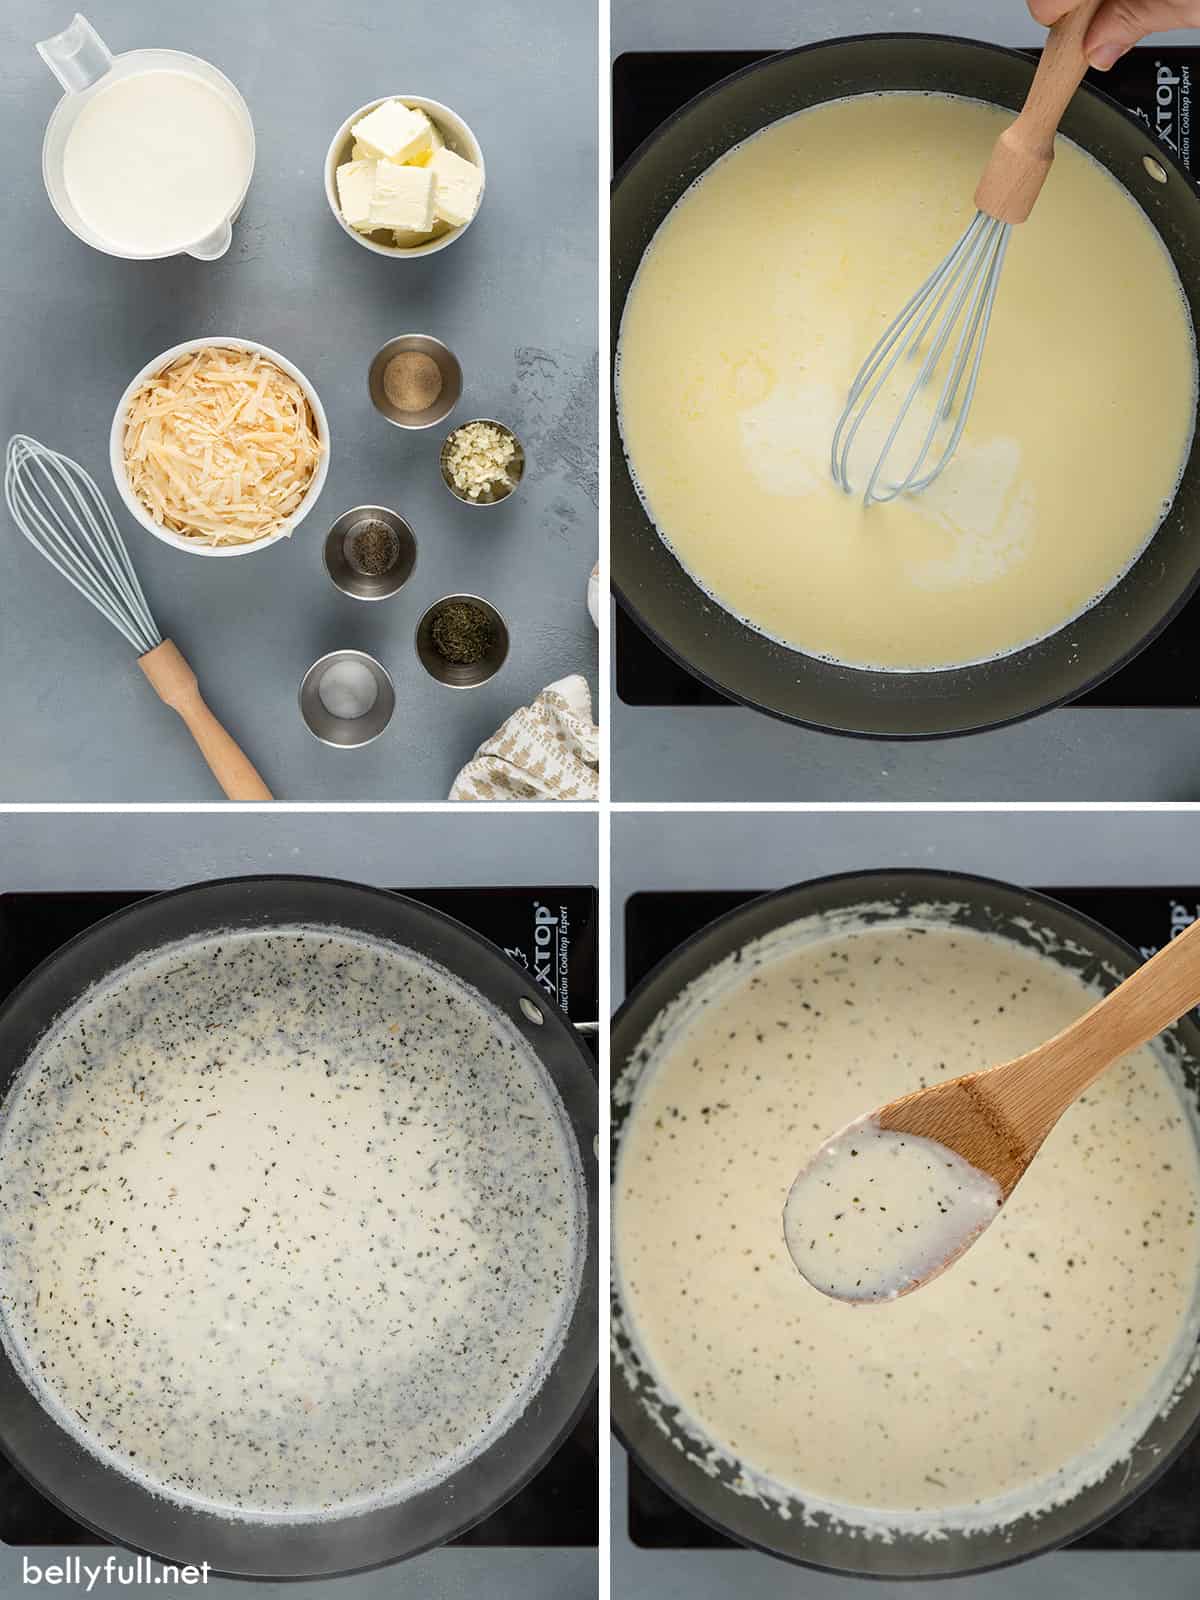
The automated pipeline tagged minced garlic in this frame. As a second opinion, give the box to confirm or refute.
[443,421,517,502]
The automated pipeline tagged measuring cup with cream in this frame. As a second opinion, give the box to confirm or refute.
[36,14,254,261]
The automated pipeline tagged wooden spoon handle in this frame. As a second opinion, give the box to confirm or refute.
[996,915,1200,1149]
[138,639,274,803]
[975,0,1105,224]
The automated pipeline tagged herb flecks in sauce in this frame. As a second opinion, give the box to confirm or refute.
[784,1114,1002,1301]
[0,927,583,1518]
[615,922,1200,1531]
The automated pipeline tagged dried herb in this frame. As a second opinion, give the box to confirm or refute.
[431,601,493,665]
[347,520,400,577]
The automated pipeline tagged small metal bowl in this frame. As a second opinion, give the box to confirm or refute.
[439,419,526,506]
[323,506,417,601]
[369,336,462,430]
[415,594,509,688]
[299,650,395,747]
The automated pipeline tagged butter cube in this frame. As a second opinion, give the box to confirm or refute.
[351,141,371,160]
[393,225,441,247]
[429,147,482,229]
[335,159,377,230]
[352,100,434,164]
[406,123,445,166]
[368,162,435,232]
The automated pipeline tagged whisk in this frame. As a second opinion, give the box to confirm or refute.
[832,0,1103,506]
[5,435,273,801]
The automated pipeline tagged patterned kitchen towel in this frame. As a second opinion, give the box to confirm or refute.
[449,674,599,802]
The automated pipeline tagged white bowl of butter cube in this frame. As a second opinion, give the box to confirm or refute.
[325,95,485,257]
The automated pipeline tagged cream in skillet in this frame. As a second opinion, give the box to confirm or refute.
[616,93,1196,670]
[615,918,1200,1532]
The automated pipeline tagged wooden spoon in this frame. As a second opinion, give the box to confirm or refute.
[784,915,1200,1304]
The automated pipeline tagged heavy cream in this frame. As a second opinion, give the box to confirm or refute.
[0,926,584,1519]
[616,93,1197,670]
[63,70,251,255]
[615,915,1200,1534]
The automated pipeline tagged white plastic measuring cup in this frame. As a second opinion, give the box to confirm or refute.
[36,14,255,261]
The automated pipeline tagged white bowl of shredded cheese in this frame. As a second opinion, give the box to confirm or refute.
[110,337,330,556]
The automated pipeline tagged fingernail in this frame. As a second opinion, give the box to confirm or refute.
[1087,42,1127,71]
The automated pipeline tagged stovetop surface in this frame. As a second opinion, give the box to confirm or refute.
[0,884,599,1551]
[622,882,1200,1552]
[612,46,1200,713]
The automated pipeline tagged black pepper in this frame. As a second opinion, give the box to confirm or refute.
[346,520,400,578]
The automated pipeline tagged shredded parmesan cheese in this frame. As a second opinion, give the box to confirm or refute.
[122,347,323,547]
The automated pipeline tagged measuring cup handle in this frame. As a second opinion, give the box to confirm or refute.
[188,218,234,262]
[36,13,113,95]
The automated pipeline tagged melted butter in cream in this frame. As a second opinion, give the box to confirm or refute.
[783,1113,1003,1302]
[616,921,1200,1531]
[0,927,584,1519]
[616,93,1197,671]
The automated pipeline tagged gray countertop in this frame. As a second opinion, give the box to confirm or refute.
[610,0,1200,802]
[0,806,598,1599]
[611,804,1200,1599]
[0,0,597,802]
[0,807,598,892]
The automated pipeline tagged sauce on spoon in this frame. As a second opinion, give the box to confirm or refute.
[785,909,1200,1304]
[783,1113,1002,1302]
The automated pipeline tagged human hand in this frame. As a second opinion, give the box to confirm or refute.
[1028,0,1200,71]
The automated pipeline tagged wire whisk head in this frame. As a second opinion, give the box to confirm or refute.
[5,434,162,657]
[831,211,1012,508]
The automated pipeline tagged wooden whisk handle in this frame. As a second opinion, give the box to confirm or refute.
[975,0,1105,224]
[139,639,274,802]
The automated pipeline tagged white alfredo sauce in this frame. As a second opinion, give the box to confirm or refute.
[615,917,1200,1534]
[783,1113,1003,1302]
[0,926,584,1519]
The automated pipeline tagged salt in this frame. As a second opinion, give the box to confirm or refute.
[318,659,379,720]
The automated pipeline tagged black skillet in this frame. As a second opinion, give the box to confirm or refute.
[0,875,598,1580]
[610,868,1200,1578]
[611,37,1200,738]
